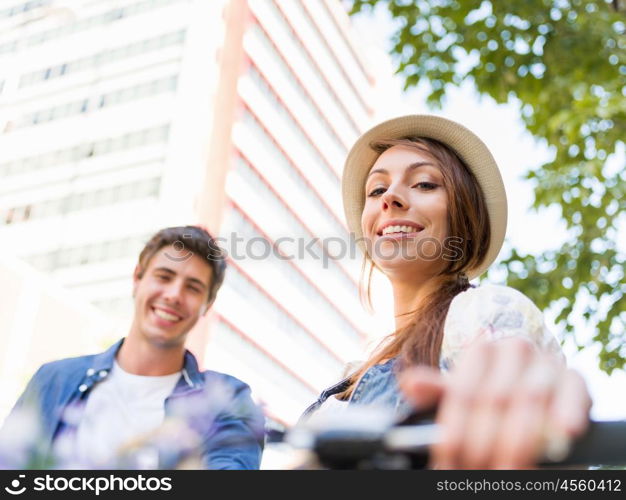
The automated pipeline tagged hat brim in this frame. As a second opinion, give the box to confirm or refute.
[342,115,507,280]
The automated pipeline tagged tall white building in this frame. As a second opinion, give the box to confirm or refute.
[0,0,379,429]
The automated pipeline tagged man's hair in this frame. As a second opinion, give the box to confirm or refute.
[136,226,226,304]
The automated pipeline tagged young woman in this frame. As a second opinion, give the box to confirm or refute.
[301,115,591,468]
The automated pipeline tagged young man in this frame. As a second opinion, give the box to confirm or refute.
[0,226,264,469]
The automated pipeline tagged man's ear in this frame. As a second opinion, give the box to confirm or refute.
[132,265,143,297]
[200,298,214,317]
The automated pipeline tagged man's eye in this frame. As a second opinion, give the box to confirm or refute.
[367,187,386,197]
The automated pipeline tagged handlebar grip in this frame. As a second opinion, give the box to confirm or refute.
[541,420,626,466]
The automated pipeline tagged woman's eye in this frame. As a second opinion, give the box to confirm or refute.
[367,187,386,197]
[413,182,438,190]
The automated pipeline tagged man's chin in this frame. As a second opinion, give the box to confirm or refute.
[143,329,188,349]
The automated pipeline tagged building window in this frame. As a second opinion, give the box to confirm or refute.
[214,320,319,400]
[0,1,50,19]
[0,124,170,179]
[223,266,343,377]
[0,177,161,225]
[25,233,152,272]
[20,30,186,88]
[252,0,361,136]
[222,206,362,347]
[16,75,177,129]
[240,110,345,239]
[244,67,339,194]
[0,0,186,55]
[246,23,349,155]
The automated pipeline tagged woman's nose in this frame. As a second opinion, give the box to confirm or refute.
[381,188,406,210]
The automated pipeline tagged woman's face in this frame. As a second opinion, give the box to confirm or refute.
[361,144,449,277]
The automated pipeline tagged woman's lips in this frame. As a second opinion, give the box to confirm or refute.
[378,231,422,241]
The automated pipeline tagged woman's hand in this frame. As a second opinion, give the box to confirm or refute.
[399,337,592,469]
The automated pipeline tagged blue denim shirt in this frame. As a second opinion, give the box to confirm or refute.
[1,339,264,469]
[300,358,412,422]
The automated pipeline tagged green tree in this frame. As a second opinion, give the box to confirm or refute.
[349,0,626,372]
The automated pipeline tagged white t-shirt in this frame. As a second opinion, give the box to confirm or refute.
[56,360,181,467]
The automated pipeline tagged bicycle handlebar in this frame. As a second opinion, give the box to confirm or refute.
[277,411,626,469]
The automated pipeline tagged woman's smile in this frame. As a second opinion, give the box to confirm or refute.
[377,219,425,238]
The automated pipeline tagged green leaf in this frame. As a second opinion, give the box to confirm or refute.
[351,0,626,373]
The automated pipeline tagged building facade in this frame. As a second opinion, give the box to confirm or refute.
[0,0,379,430]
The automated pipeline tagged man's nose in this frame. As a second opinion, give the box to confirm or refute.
[162,281,184,303]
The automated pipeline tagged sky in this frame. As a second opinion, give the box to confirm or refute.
[349,4,626,420]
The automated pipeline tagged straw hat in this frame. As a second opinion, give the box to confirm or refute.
[342,114,507,279]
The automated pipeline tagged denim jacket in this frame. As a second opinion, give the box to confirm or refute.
[300,358,412,422]
[1,339,264,469]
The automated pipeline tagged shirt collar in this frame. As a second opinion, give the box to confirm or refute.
[90,338,204,389]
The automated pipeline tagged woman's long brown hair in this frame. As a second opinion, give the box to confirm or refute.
[336,137,491,400]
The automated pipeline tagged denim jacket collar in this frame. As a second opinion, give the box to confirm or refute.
[300,358,409,423]
[83,338,204,395]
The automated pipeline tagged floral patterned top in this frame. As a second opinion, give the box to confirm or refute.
[440,284,564,370]
[303,284,564,422]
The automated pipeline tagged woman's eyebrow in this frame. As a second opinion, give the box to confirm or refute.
[367,161,435,178]
[407,161,436,171]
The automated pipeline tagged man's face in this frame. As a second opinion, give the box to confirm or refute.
[131,245,213,348]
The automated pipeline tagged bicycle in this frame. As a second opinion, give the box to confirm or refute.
[270,407,626,469]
